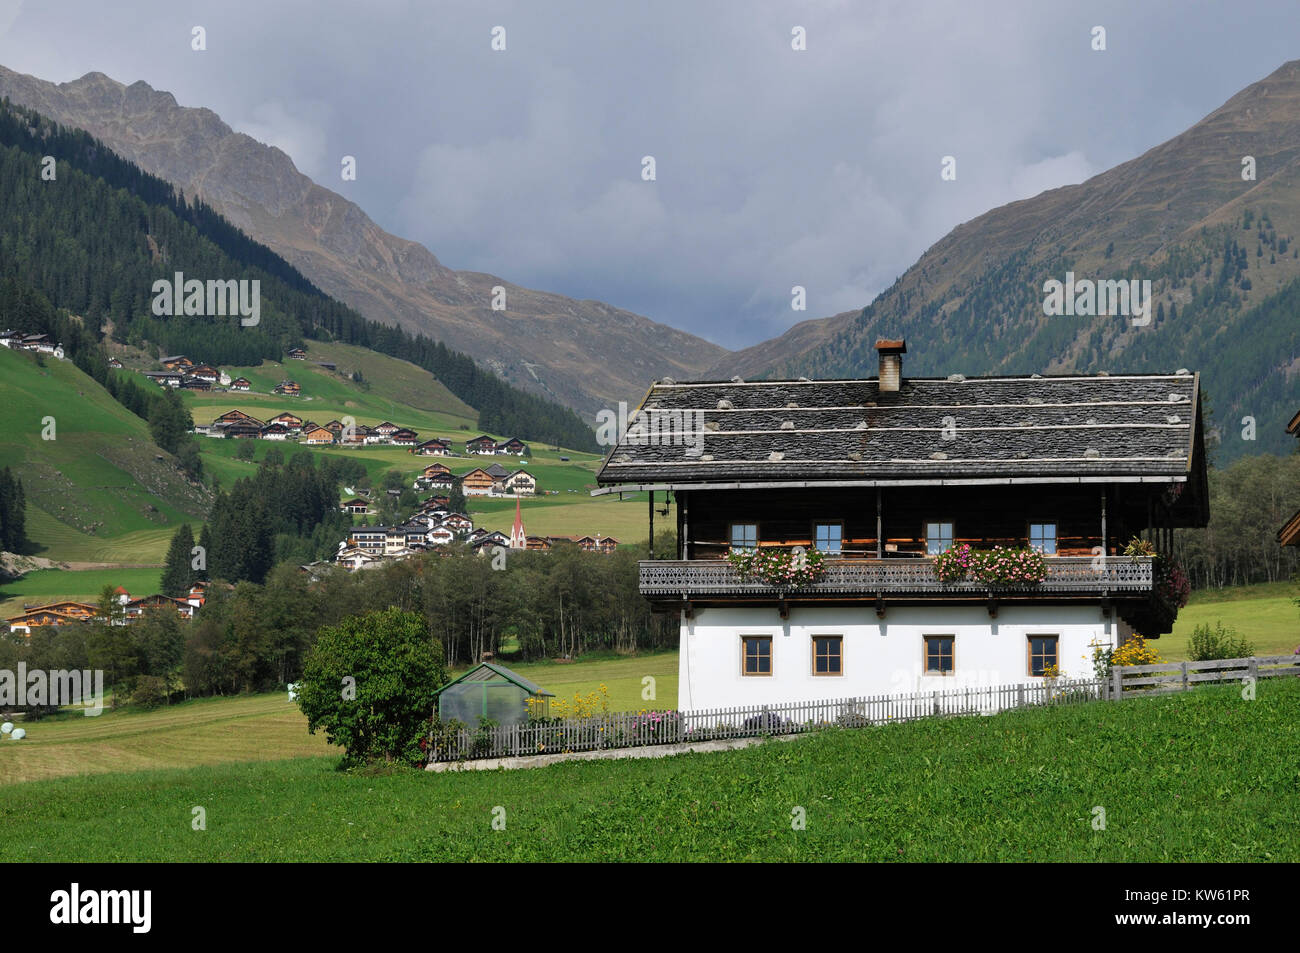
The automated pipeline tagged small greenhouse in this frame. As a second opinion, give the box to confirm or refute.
[435,662,554,727]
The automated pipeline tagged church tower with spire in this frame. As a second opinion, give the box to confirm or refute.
[509,493,527,549]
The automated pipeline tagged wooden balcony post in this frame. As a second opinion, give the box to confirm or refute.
[648,490,654,557]
[1100,487,1107,559]
[876,488,883,559]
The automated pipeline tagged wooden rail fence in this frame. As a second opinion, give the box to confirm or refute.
[1107,654,1300,696]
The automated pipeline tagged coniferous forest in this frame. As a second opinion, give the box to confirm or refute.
[0,98,598,451]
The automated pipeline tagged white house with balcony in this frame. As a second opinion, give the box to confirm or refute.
[594,339,1209,712]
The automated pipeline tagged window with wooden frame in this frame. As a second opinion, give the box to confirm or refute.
[925,521,954,555]
[1028,522,1058,555]
[741,635,772,676]
[813,522,843,554]
[1027,635,1059,676]
[730,523,758,550]
[923,635,954,675]
[812,635,842,675]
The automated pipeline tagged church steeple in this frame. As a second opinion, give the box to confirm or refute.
[509,493,527,549]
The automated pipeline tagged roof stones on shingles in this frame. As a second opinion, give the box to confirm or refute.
[597,374,1200,483]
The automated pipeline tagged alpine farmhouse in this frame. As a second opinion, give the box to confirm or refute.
[596,340,1210,711]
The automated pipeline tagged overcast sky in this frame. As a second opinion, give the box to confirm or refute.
[2,1,1299,349]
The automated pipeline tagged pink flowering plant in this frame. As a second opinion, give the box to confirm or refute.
[727,545,827,588]
[933,543,975,582]
[933,544,1048,586]
[972,545,1049,585]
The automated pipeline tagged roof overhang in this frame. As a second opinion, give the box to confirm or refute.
[592,475,1187,496]
[1279,509,1300,547]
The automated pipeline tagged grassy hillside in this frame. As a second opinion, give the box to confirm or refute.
[0,345,208,561]
[176,344,478,436]
[1165,581,1300,658]
[0,566,162,617]
[1,679,1294,861]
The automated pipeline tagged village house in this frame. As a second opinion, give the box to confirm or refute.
[439,512,474,535]
[287,347,308,360]
[373,421,400,438]
[259,422,290,440]
[340,498,372,515]
[426,526,457,547]
[143,370,184,388]
[497,437,530,456]
[348,527,389,553]
[471,531,510,555]
[413,438,453,456]
[218,419,264,439]
[188,364,220,383]
[595,339,1210,711]
[274,380,301,397]
[186,582,208,608]
[180,376,212,391]
[108,356,124,369]
[0,329,22,348]
[230,377,252,391]
[5,600,98,632]
[161,355,194,370]
[390,428,420,447]
[335,546,383,571]
[124,594,195,621]
[213,409,262,426]
[345,424,373,446]
[465,435,498,455]
[6,606,90,634]
[303,425,334,445]
[549,534,619,554]
[502,470,537,497]
[270,412,303,432]
[460,467,497,497]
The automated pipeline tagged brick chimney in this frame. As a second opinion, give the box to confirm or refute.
[875,338,906,392]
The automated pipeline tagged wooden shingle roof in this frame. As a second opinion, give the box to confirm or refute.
[597,372,1203,486]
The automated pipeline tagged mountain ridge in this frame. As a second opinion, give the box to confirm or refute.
[0,65,728,418]
[706,59,1300,459]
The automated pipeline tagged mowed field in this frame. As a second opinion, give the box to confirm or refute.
[0,652,675,784]
[1,679,1296,862]
[1165,581,1300,659]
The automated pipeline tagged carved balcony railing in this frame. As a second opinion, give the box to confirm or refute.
[639,556,1153,598]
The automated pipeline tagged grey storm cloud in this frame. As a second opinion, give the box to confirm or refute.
[3,0,1299,348]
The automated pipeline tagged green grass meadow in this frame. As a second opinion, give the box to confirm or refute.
[0,566,163,617]
[1166,581,1300,659]
[1,679,1295,862]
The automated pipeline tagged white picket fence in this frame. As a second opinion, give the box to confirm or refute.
[428,676,1105,762]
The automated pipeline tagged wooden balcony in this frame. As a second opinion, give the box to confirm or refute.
[639,555,1154,599]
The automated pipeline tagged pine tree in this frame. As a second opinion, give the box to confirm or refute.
[195,524,212,580]
[160,523,195,596]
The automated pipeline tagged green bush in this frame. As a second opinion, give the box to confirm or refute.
[1187,621,1255,661]
[295,607,447,766]
[131,675,169,710]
